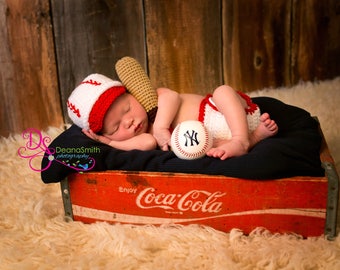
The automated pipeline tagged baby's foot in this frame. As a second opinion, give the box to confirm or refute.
[251,113,278,144]
[206,139,248,160]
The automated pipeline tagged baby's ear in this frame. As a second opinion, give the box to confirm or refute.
[115,57,158,123]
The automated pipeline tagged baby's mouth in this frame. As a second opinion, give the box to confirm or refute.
[135,123,142,133]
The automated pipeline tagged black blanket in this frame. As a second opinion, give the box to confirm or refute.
[41,97,324,183]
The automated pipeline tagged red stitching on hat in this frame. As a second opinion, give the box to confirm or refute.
[67,100,81,118]
[81,79,101,86]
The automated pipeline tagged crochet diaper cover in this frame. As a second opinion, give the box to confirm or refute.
[198,92,261,140]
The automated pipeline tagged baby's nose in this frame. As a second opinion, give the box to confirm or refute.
[123,117,134,129]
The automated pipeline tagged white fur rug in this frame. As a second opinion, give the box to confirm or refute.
[1,77,339,269]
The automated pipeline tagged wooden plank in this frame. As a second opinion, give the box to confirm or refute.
[222,0,291,92]
[145,0,222,95]
[291,0,340,84]
[0,0,62,137]
[50,0,146,123]
[0,0,13,137]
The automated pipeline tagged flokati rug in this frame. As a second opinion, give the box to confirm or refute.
[0,77,340,269]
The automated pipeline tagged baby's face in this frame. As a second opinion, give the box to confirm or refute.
[101,93,148,141]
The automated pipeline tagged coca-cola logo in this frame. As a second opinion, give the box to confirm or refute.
[136,187,226,213]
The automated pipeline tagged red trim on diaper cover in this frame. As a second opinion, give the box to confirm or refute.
[237,91,258,115]
[198,92,258,123]
[198,94,213,123]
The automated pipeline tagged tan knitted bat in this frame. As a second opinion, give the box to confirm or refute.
[115,56,158,123]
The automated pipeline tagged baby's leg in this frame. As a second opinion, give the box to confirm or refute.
[249,113,278,148]
[206,85,250,160]
[206,113,278,160]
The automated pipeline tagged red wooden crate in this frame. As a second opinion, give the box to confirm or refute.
[60,130,339,239]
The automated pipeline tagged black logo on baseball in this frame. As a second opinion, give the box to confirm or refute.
[183,130,200,147]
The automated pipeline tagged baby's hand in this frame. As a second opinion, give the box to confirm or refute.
[82,129,111,145]
[153,127,171,151]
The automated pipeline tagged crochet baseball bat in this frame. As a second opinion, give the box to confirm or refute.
[115,56,158,123]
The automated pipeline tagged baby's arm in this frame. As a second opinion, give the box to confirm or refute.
[83,129,157,151]
[153,87,181,150]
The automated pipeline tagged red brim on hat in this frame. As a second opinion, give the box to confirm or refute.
[88,86,126,133]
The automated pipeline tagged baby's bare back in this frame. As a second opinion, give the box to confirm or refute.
[171,93,205,128]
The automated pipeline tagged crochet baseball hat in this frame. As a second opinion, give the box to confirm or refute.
[67,73,126,133]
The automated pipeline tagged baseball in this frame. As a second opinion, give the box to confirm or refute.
[171,120,213,160]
